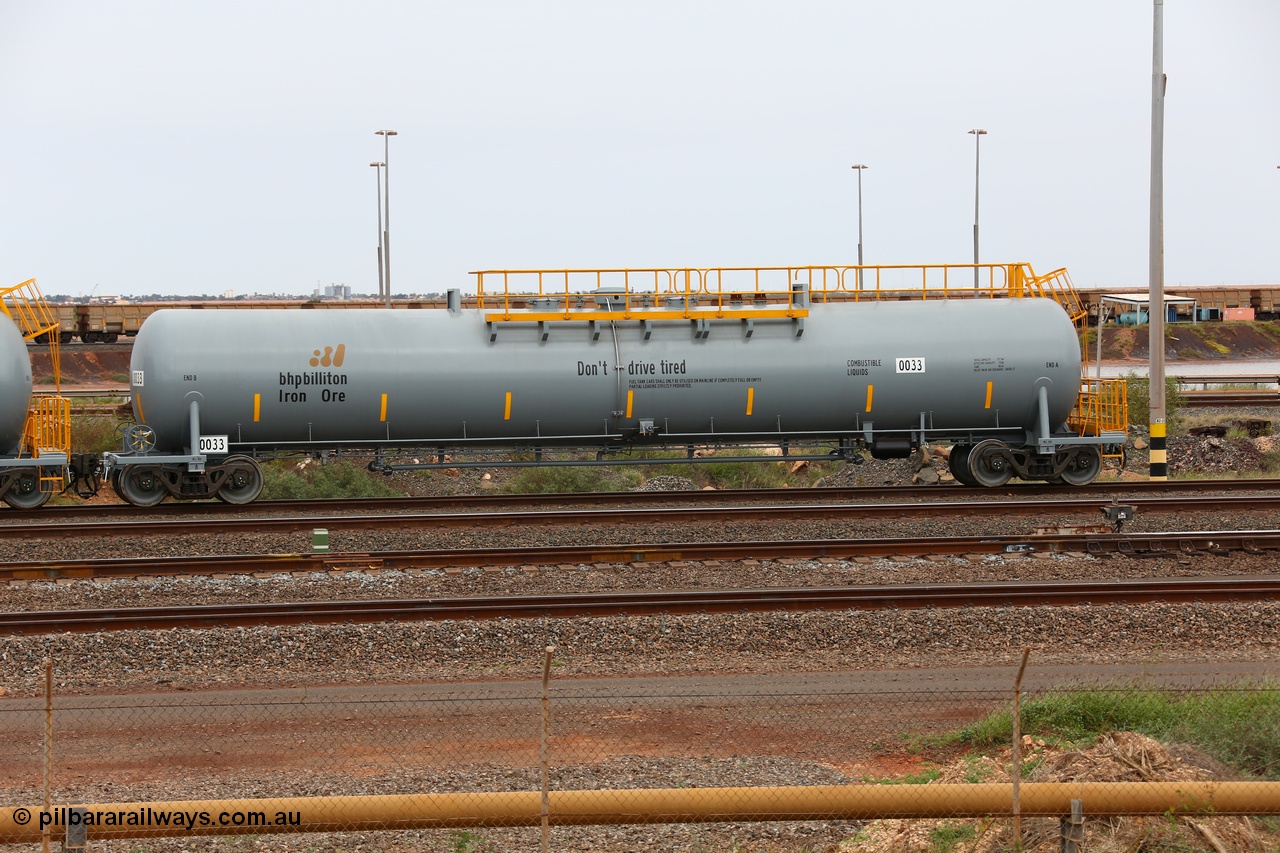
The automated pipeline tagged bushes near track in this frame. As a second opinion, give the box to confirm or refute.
[949,682,1280,779]
[260,459,403,501]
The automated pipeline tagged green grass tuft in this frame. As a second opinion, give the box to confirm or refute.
[929,822,977,852]
[71,415,130,454]
[949,682,1280,779]
[260,459,404,500]
[1123,372,1185,430]
[500,465,642,494]
[634,449,846,490]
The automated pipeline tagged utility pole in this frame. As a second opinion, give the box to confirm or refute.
[370,162,384,301]
[969,129,986,288]
[375,129,398,309]
[1148,0,1167,480]
[851,165,867,289]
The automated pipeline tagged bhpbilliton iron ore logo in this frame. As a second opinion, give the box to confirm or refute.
[310,344,346,367]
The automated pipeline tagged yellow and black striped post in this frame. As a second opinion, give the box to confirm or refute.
[1149,421,1167,480]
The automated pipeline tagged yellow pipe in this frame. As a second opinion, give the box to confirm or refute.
[3,783,1278,843]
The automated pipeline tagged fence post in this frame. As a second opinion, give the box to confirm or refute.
[540,646,555,853]
[1011,648,1030,851]
[1060,798,1084,852]
[43,659,53,853]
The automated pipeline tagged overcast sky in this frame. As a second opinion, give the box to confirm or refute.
[2,1,1276,298]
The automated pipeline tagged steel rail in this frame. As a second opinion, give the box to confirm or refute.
[2,529,1277,581]
[5,493,1280,541]
[1173,374,1280,387]
[1181,390,1280,407]
[13,477,1280,524]
[5,576,1279,635]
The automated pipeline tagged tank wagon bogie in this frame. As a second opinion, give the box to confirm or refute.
[99,290,1127,506]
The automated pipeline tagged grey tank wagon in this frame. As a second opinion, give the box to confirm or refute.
[102,292,1124,506]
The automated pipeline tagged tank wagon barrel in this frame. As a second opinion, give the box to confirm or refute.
[102,276,1128,507]
[0,313,33,460]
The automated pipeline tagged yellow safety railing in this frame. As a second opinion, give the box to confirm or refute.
[1068,378,1129,441]
[21,394,71,492]
[23,394,72,459]
[471,263,1086,324]
[472,267,810,323]
[1,278,62,390]
[4,279,71,483]
[0,278,62,341]
[808,262,1037,301]
[1027,267,1088,328]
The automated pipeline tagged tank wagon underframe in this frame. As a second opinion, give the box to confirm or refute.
[104,416,1122,502]
[99,293,1127,506]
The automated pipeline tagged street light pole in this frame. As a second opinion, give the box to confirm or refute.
[370,162,384,302]
[851,165,867,289]
[968,129,987,288]
[375,129,398,309]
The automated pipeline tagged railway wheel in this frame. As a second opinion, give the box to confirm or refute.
[216,455,264,505]
[1059,445,1103,486]
[2,469,53,509]
[116,465,168,507]
[966,439,1012,487]
[948,444,978,487]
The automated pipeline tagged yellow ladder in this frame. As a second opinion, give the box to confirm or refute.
[3,279,72,487]
[1025,267,1088,329]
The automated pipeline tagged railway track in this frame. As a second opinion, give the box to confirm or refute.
[2,528,1275,581]
[15,473,1280,527]
[1181,389,1280,407]
[5,576,1278,635]
[4,492,1279,541]
[10,476,1280,527]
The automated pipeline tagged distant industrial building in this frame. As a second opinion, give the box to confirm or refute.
[315,284,351,300]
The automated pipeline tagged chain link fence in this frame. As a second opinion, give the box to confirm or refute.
[2,655,1278,852]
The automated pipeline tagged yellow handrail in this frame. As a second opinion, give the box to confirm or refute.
[1,278,62,391]
[1028,267,1088,327]
[470,263,1093,333]
[473,263,1037,304]
[23,395,72,460]
[0,278,61,341]
[1069,378,1129,438]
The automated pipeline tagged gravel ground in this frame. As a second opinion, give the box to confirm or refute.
[4,409,1280,698]
[3,563,1279,697]
[8,498,1277,701]
[3,410,1279,852]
